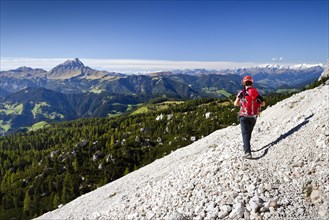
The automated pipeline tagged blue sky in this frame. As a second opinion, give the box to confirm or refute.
[0,0,328,72]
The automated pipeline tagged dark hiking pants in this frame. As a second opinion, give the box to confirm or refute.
[239,116,256,154]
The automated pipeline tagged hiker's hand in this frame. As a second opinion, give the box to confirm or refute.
[237,92,243,99]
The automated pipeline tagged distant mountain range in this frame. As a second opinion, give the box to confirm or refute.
[0,58,324,135]
[0,58,324,96]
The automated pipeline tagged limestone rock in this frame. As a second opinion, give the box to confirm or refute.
[310,189,322,203]
[229,202,245,218]
[218,205,232,219]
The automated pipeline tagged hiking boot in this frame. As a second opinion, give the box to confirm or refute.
[243,153,252,159]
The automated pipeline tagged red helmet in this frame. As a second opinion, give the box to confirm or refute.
[242,75,253,85]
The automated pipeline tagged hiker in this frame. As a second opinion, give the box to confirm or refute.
[234,75,265,159]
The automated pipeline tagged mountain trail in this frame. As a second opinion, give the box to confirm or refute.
[36,84,329,220]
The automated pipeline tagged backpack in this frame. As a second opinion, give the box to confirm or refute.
[239,87,262,117]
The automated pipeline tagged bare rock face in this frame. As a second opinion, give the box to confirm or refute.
[47,58,85,79]
[319,59,329,80]
[36,84,329,220]
[46,58,112,80]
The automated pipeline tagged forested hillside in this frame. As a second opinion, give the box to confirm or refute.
[0,93,295,219]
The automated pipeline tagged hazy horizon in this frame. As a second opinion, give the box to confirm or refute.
[0,57,325,74]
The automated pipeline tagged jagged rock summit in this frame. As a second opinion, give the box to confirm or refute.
[36,84,329,220]
[47,58,87,79]
[62,58,85,69]
[46,58,119,80]
[49,58,85,72]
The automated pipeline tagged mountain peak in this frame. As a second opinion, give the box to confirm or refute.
[0,66,47,78]
[9,66,46,73]
[61,58,85,68]
[46,58,124,80]
[15,66,34,72]
[47,58,85,79]
[50,58,85,72]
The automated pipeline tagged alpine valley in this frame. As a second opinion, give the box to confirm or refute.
[0,58,324,135]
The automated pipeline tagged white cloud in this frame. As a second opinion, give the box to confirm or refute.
[83,59,266,73]
[272,57,283,61]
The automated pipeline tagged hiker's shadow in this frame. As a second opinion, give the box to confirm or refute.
[251,114,314,160]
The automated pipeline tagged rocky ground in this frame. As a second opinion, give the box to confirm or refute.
[37,83,329,220]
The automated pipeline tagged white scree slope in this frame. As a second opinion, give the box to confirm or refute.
[36,84,329,220]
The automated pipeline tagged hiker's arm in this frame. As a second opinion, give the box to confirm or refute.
[234,91,243,106]
[258,95,266,107]
[234,96,240,106]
